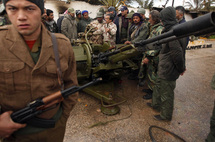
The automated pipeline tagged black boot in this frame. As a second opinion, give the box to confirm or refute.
[143,90,152,100]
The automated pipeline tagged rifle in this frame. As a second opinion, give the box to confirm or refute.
[10,78,102,127]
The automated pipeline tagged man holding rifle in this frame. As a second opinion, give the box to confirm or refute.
[0,0,78,141]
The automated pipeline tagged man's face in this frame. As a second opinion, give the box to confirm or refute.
[105,15,111,24]
[109,11,114,15]
[69,12,75,17]
[121,10,128,16]
[176,10,182,20]
[77,14,81,19]
[83,13,89,19]
[47,12,54,21]
[42,9,47,20]
[149,14,154,25]
[97,17,103,23]
[133,16,140,24]
[5,0,42,39]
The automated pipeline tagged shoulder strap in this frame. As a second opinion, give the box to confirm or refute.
[50,33,64,90]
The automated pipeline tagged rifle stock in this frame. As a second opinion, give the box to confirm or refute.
[11,78,102,124]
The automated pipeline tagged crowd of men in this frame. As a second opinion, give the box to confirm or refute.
[0,0,214,141]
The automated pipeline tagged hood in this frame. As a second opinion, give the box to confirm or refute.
[160,7,177,31]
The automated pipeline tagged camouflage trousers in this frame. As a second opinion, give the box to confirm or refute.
[152,78,176,120]
[138,55,159,90]
[206,101,215,142]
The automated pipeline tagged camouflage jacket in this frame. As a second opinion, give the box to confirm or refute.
[93,22,117,46]
[89,20,105,44]
[145,23,163,57]
[148,23,163,39]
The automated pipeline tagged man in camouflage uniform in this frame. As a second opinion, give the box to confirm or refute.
[89,12,105,44]
[138,10,163,100]
[93,14,117,47]
[206,74,215,142]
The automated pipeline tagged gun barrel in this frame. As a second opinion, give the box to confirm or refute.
[173,12,215,37]
[62,77,102,98]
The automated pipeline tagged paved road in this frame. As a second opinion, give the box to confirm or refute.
[64,41,215,142]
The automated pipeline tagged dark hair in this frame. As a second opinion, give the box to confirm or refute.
[175,6,185,15]
[107,13,114,21]
[46,9,53,16]
[150,10,160,25]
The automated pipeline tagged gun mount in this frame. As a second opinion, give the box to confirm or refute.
[73,12,215,115]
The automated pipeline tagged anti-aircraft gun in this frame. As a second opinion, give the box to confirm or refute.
[73,12,215,115]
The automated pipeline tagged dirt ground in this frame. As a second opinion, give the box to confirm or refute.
[64,41,215,142]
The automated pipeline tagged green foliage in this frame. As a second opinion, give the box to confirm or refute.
[209,35,215,39]
[185,0,215,11]
[98,0,126,9]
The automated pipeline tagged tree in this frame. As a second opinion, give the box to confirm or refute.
[185,0,215,11]
[185,0,204,10]
[201,0,215,11]
[98,0,126,8]
[126,0,153,9]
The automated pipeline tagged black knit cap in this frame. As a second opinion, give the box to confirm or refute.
[3,0,44,14]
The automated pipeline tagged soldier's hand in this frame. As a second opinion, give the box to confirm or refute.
[105,28,110,32]
[0,111,26,138]
[142,58,149,65]
[180,69,186,76]
[124,41,131,45]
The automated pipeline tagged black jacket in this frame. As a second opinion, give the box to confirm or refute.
[158,7,186,81]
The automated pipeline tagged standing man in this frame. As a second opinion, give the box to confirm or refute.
[136,10,163,100]
[61,8,77,44]
[75,10,82,23]
[77,10,92,33]
[150,7,187,121]
[94,14,117,47]
[44,9,58,33]
[114,6,129,44]
[175,6,186,24]
[0,0,78,141]
[89,12,105,44]
[176,6,189,46]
